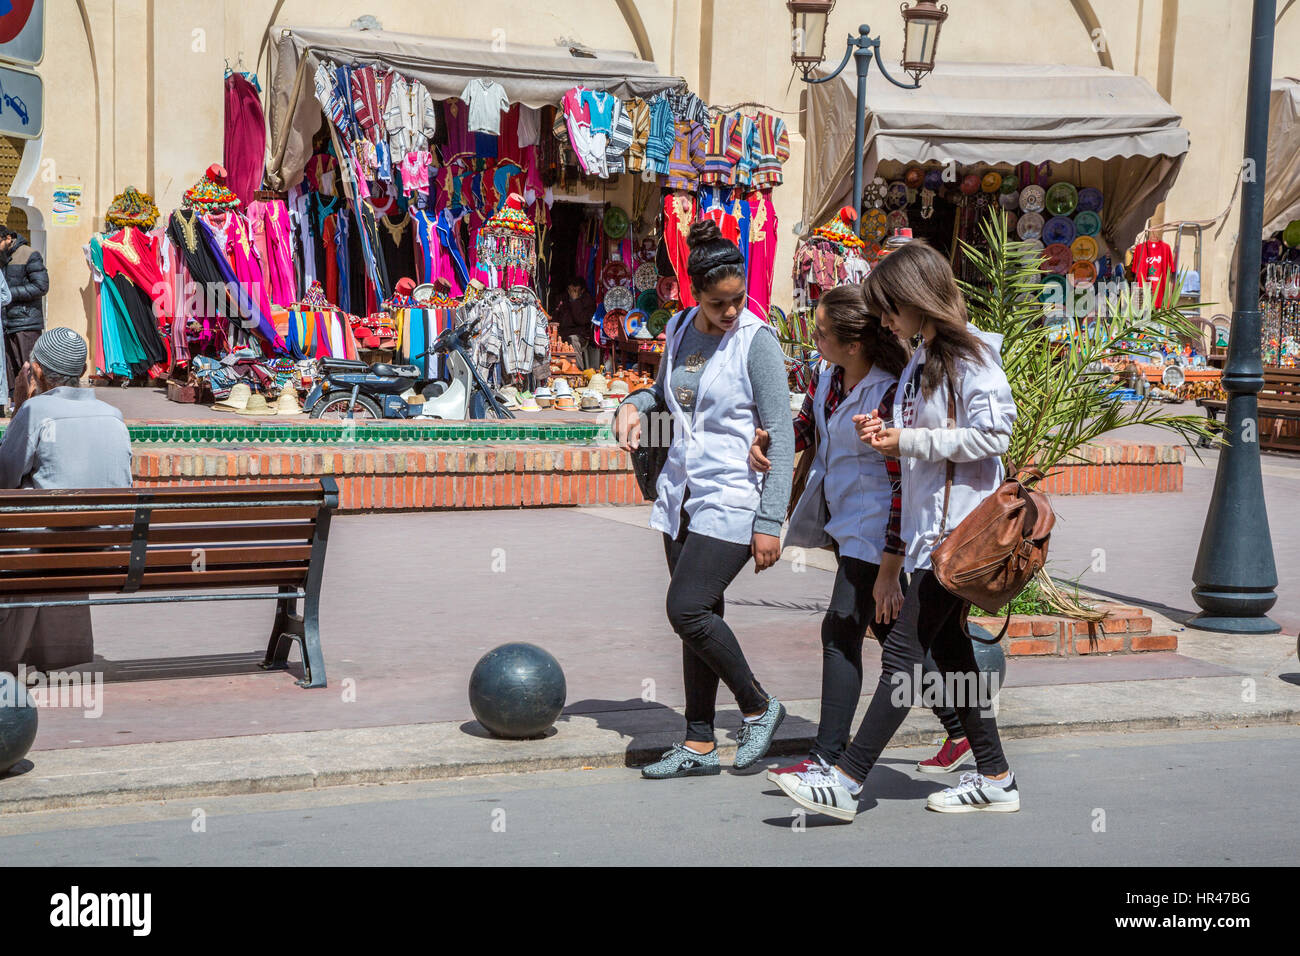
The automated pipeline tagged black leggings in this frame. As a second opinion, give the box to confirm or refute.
[663,518,769,743]
[838,569,1009,782]
[811,555,965,765]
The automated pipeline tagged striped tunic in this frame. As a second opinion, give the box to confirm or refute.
[700,112,737,184]
[661,121,707,192]
[751,113,791,188]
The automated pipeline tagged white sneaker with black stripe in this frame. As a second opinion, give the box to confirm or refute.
[774,766,859,822]
[926,771,1020,813]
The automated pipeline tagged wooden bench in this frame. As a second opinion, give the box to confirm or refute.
[0,479,337,688]
[1197,367,1300,452]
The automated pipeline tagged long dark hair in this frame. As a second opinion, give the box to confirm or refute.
[862,240,994,398]
[686,220,745,293]
[818,284,908,378]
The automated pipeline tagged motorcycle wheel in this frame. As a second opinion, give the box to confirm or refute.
[310,394,383,420]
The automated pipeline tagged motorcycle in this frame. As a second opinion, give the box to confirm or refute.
[304,318,515,420]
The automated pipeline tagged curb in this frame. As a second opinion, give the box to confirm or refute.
[2,706,1297,816]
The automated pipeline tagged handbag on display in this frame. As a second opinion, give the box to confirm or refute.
[928,377,1055,642]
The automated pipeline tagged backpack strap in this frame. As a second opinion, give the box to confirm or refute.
[937,371,958,539]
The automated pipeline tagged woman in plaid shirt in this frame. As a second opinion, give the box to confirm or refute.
[750,285,969,784]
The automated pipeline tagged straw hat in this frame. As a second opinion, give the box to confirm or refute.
[213,382,252,412]
[552,378,573,397]
[587,373,608,394]
[275,390,304,415]
[241,393,276,416]
[554,394,577,410]
[518,391,541,412]
[579,390,603,411]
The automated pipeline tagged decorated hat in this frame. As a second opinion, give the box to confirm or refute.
[477,193,537,271]
[183,164,241,213]
[812,206,865,249]
[105,186,161,230]
[298,281,331,310]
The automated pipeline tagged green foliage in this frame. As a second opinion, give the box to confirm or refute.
[959,210,1222,474]
[979,575,1052,616]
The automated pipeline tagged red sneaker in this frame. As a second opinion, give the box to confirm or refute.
[766,756,829,784]
[917,737,972,774]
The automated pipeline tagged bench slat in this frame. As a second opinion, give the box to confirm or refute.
[0,482,328,507]
[0,505,322,529]
[0,521,318,549]
[0,544,313,572]
[0,567,309,593]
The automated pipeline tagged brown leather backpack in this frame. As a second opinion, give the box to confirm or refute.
[929,383,1055,642]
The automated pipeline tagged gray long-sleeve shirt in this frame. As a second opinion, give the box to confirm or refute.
[0,387,133,489]
[623,322,794,536]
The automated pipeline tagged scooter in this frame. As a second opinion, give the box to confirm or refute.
[304,318,514,420]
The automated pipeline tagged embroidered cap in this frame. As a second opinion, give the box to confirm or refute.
[31,328,88,379]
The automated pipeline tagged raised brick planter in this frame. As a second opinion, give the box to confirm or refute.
[131,445,648,512]
[970,603,1177,657]
[1032,442,1184,495]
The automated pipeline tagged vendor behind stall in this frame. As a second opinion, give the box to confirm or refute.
[555,277,599,370]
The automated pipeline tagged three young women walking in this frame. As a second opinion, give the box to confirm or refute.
[615,220,794,778]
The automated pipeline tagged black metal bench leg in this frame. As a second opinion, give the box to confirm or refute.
[297,587,326,689]
[262,587,302,673]
[1199,409,1218,449]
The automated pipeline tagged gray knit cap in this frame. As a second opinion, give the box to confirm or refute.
[31,327,88,379]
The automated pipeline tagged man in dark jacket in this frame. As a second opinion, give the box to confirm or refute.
[554,278,598,370]
[1,228,49,387]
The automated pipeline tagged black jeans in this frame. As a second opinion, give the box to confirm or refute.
[811,555,965,765]
[663,516,769,743]
[838,569,1009,782]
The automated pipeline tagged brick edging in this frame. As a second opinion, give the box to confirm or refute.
[971,603,1177,656]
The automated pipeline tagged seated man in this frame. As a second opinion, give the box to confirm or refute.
[0,328,132,674]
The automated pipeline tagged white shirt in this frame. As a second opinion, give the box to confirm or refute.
[895,325,1017,572]
[461,78,510,135]
[517,106,541,147]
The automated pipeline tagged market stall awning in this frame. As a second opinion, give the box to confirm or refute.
[1262,77,1300,237]
[266,26,683,190]
[804,61,1190,252]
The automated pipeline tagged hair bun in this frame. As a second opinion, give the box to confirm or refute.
[688,219,723,248]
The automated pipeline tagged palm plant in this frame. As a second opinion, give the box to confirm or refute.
[959,209,1222,617]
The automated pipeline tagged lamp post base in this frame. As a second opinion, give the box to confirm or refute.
[1186,612,1281,635]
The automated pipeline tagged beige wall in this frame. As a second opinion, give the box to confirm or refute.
[22,0,1300,345]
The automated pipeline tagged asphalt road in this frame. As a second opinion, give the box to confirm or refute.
[1,725,1295,866]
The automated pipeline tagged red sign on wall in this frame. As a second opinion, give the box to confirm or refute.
[0,0,42,66]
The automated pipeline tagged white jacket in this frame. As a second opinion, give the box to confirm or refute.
[896,325,1016,573]
[786,361,899,564]
[650,308,774,546]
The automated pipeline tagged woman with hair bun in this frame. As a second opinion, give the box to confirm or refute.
[614,219,795,780]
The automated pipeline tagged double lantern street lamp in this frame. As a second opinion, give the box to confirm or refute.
[787,0,948,238]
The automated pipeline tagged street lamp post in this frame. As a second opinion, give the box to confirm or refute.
[788,1,945,237]
[1189,0,1281,634]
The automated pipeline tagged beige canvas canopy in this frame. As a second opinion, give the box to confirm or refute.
[803,61,1189,253]
[266,26,682,191]
[1262,77,1300,237]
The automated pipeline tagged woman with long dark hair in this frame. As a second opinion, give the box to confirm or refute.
[750,284,971,783]
[614,220,795,779]
[776,240,1020,821]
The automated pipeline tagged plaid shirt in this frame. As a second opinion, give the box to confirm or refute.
[794,365,904,556]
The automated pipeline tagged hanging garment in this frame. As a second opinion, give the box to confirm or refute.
[667,89,710,126]
[643,94,676,175]
[246,199,298,307]
[304,153,339,196]
[663,191,698,308]
[199,212,287,353]
[98,226,165,304]
[86,235,144,378]
[377,210,419,290]
[224,72,267,206]
[698,185,751,279]
[751,113,791,188]
[349,64,388,145]
[725,114,759,187]
[167,209,237,322]
[1132,239,1175,308]
[562,87,607,177]
[443,99,474,157]
[701,113,738,185]
[461,78,510,135]
[580,89,618,136]
[384,74,438,155]
[746,190,779,320]
[497,104,526,166]
[400,150,435,196]
[661,121,707,192]
[111,273,168,370]
[332,64,361,139]
[335,213,352,314]
[624,98,651,174]
[603,99,634,176]
[313,61,349,136]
